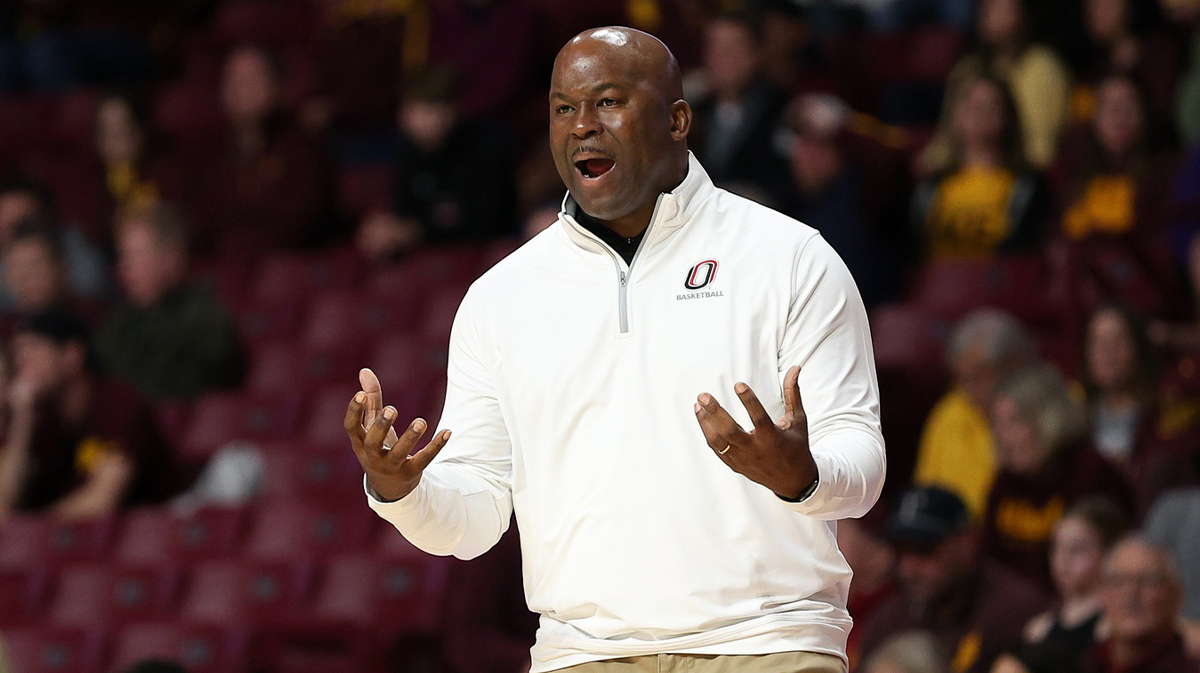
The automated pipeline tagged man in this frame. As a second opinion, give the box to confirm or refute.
[912,309,1037,519]
[0,309,187,519]
[857,487,1046,673]
[346,27,885,673]
[1079,537,1198,673]
[93,202,242,400]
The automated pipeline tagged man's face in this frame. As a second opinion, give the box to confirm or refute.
[3,239,63,312]
[221,48,278,126]
[952,346,998,411]
[11,332,69,393]
[0,193,41,245]
[703,21,760,97]
[1101,542,1182,643]
[897,533,972,608]
[549,32,679,222]
[118,221,182,307]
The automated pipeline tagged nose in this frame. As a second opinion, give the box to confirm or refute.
[572,103,602,139]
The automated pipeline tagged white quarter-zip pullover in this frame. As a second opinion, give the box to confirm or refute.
[368,154,886,672]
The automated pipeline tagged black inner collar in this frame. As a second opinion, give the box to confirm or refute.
[575,208,646,266]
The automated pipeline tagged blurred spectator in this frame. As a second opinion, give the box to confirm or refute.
[0,218,104,339]
[356,67,517,262]
[861,631,949,673]
[933,0,1071,170]
[1145,487,1200,621]
[1054,74,1175,245]
[94,202,243,401]
[1177,29,1200,144]
[914,309,1038,520]
[1080,304,1161,474]
[688,11,790,196]
[1078,537,1198,673]
[777,94,902,308]
[998,497,1130,673]
[914,75,1049,259]
[839,516,897,669]
[442,524,538,673]
[0,175,112,308]
[91,92,183,236]
[858,486,1047,673]
[189,44,334,256]
[1069,0,1184,127]
[0,309,187,520]
[984,363,1134,589]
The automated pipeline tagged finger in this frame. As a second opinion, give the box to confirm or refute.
[734,382,773,430]
[782,365,807,429]
[364,405,399,452]
[387,416,430,456]
[344,391,367,447]
[359,368,383,427]
[695,393,751,449]
[409,429,452,471]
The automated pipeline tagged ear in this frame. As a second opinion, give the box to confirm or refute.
[669,99,692,141]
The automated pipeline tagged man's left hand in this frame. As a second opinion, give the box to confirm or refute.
[694,365,817,500]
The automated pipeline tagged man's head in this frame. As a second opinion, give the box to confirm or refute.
[0,176,56,247]
[888,486,978,609]
[115,203,189,308]
[946,309,1036,412]
[398,67,460,153]
[95,93,147,167]
[12,308,91,395]
[1100,537,1184,645]
[702,13,763,101]
[2,218,68,313]
[221,44,281,127]
[549,27,691,228]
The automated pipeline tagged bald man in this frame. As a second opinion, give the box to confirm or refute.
[346,27,885,673]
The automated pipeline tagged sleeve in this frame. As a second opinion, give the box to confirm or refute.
[778,234,886,519]
[367,287,515,560]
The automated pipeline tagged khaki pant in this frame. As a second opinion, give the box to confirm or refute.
[561,651,847,673]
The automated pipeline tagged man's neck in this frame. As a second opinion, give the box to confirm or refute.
[1110,629,1176,671]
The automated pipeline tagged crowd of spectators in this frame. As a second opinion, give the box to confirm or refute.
[2,0,1200,671]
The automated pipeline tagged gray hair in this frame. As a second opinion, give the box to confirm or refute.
[946,309,1036,370]
[1103,535,1184,592]
[863,631,948,673]
[996,363,1087,456]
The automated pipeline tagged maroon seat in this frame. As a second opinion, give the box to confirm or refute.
[244,499,376,561]
[258,448,364,503]
[304,383,426,450]
[1,627,106,673]
[249,248,362,304]
[44,562,182,628]
[179,559,315,625]
[51,89,102,147]
[0,515,116,571]
[869,303,948,375]
[420,282,471,342]
[210,0,315,49]
[0,568,51,627]
[368,332,438,395]
[0,95,55,152]
[110,622,252,673]
[907,255,1057,326]
[237,298,306,347]
[308,552,450,636]
[113,506,247,566]
[302,289,422,350]
[180,393,304,461]
[154,79,222,138]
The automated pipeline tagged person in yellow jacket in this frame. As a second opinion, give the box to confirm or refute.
[914,309,1038,519]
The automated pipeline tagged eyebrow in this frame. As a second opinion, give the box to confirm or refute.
[549,83,625,101]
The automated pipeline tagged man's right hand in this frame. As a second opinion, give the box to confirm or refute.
[346,368,451,502]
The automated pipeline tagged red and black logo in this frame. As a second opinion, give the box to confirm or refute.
[684,259,719,290]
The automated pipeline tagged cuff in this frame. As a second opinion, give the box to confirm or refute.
[781,455,833,515]
[363,474,424,519]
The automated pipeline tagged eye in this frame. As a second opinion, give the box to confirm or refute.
[555,104,574,114]
[598,98,618,107]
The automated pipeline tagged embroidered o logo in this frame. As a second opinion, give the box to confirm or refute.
[684,259,719,290]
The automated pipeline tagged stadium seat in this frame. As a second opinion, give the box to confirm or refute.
[420,282,472,342]
[179,559,315,625]
[0,95,55,152]
[244,499,376,561]
[907,255,1057,326]
[0,515,116,571]
[154,79,222,138]
[257,448,364,502]
[301,289,422,350]
[869,303,949,375]
[44,563,182,628]
[249,248,362,304]
[237,298,306,348]
[0,627,106,673]
[110,622,252,673]
[304,383,427,450]
[180,393,304,461]
[475,237,522,274]
[210,0,315,49]
[0,568,51,627]
[368,332,438,395]
[308,552,450,636]
[113,506,247,566]
[51,89,102,147]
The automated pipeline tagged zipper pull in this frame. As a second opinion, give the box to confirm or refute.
[620,272,627,287]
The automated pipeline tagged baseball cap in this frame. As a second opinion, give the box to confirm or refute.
[887,486,970,549]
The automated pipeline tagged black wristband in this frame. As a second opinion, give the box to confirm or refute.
[779,475,819,503]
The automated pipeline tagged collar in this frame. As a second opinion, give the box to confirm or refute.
[557,152,715,256]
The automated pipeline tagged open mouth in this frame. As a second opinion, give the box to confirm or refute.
[576,158,616,179]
